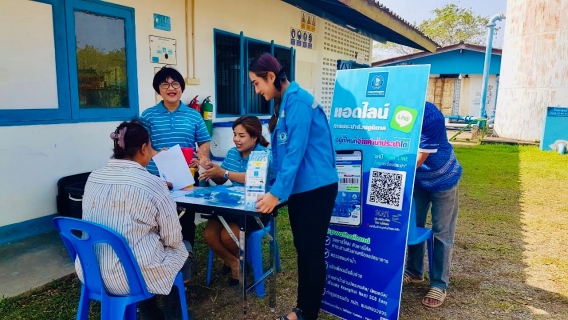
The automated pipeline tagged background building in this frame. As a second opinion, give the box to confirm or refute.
[373,43,502,117]
[494,0,568,141]
[0,0,436,242]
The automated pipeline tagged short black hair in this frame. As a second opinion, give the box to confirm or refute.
[152,66,185,93]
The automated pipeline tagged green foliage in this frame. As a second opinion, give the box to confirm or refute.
[374,3,496,59]
[76,45,128,108]
[419,3,490,47]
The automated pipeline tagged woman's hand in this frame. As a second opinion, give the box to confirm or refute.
[189,158,199,168]
[199,163,224,181]
[200,157,213,169]
[256,192,279,214]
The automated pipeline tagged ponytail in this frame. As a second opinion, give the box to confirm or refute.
[232,115,270,147]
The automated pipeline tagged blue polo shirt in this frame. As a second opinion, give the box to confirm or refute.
[415,102,462,192]
[140,101,211,176]
[221,144,268,187]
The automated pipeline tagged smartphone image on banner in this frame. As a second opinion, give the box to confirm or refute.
[331,150,363,227]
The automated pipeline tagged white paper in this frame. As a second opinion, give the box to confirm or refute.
[152,144,195,190]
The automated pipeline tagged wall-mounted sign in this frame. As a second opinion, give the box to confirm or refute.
[154,14,171,31]
[540,106,568,151]
[149,35,177,65]
[291,27,314,50]
[301,11,317,33]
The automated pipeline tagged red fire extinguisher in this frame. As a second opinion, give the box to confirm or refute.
[189,95,200,112]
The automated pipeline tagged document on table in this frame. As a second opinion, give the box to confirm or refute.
[152,144,195,190]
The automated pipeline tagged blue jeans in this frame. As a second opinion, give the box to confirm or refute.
[406,184,459,290]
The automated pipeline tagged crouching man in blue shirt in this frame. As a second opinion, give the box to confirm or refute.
[404,101,462,308]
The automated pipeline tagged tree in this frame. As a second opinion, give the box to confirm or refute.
[374,3,494,59]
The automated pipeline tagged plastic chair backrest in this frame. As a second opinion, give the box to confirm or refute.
[407,201,419,241]
[53,217,150,298]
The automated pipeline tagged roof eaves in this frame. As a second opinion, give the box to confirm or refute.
[372,43,503,66]
[344,0,439,52]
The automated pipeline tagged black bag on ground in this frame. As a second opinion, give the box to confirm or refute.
[56,172,91,219]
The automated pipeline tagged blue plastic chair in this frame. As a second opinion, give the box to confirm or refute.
[206,220,281,297]
[53,217,189,320]
[407,202,434,277]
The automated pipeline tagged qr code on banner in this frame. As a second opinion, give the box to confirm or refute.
[366,168,406,210]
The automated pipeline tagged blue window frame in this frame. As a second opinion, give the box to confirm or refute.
[0,0,138,126]
[213,29,295,118]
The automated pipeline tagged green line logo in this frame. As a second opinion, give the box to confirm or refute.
[390,105,417,133]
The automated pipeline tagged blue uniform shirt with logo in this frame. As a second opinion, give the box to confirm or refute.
[221,144,268,187]
[269,81,338,200]
[415,102,462,192]
[140,101,211,176]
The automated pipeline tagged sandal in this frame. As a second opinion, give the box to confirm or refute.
[276,308,304,320]
[403,272,424,285]
[422,287,446,308]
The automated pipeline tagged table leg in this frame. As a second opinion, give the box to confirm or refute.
[239,215,248,319]
[268,211,277,311]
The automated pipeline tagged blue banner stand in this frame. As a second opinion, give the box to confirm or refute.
[322,65,430,320]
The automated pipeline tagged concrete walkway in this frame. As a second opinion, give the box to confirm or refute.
[0,214,210,299]
[0,231,74,298]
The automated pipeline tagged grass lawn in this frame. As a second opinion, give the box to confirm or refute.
[1,144,568,319]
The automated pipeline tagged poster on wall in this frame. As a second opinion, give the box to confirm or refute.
[149,35,177,65]
[322,65,430,320]
[290,27,314,50]
[300,11,317,33]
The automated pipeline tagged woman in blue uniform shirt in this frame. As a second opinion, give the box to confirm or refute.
[249,53,338,320]
[198,115,270,286]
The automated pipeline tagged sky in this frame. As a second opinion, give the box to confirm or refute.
[376,0,508,56]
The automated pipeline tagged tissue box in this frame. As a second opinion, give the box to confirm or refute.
[245,150,270,210]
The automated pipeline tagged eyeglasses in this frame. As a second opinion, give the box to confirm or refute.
[160,81,181,89]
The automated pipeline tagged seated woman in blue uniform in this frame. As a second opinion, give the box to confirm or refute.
[198,115,271,286]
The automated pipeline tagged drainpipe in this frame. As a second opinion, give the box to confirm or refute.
[489,74,500,122]
[444,115,483,122]
[479,13,506,119]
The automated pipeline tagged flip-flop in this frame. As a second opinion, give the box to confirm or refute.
[422,287,446,308]
[276,308,304,320]
[403,272,424,285]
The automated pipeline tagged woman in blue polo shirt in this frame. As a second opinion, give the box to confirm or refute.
[198,115,270,286]
[249,53,338,320]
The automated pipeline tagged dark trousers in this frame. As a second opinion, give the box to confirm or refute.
[178,208,196,247]
[288,183,338,320]
[138,286,184,320]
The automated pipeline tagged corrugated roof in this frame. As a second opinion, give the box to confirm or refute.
[372,42,502,66]
[369,1,436,45]
[281,0,439,52]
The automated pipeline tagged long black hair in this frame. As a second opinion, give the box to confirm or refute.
[248,53,287,133]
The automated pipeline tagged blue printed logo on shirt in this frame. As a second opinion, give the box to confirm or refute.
[278,131,288,144]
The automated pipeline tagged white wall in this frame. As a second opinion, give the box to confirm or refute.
[461,75,497,117]
[0,0,368,227]
[494,0,568,141]
[0,0,188,227]
[186,0,321,118]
